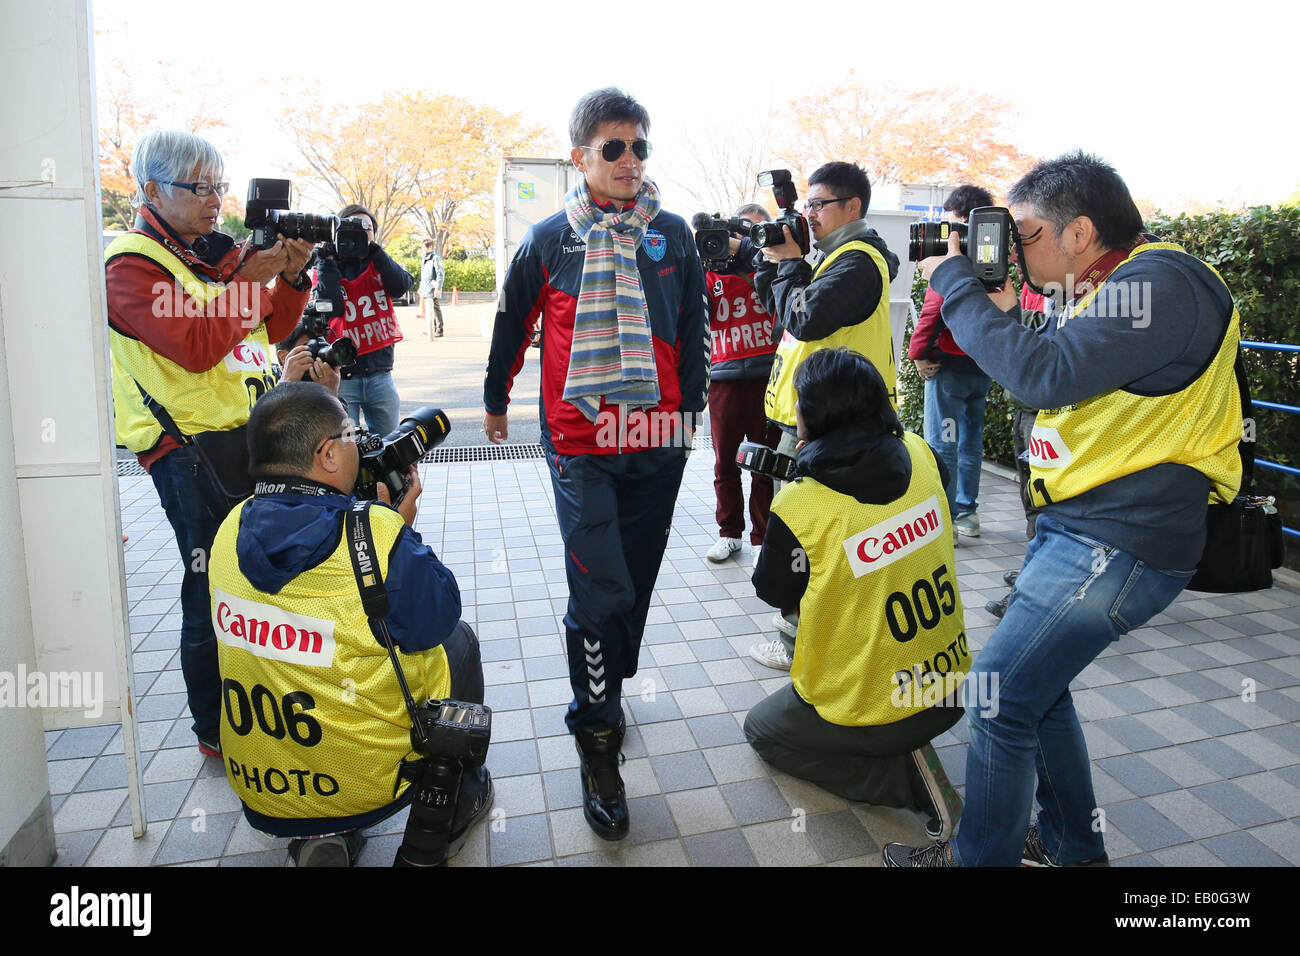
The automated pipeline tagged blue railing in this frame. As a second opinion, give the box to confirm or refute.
[1240,340,1299,541]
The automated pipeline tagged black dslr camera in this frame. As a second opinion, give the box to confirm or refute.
[289,313,357,379]
[692,213,751,271]
[750,170,810,256]
[908,206,1019,291]
[244,179,371,258]
[736,440,798,482]
[395,698,492,868]
[354,407,451,504]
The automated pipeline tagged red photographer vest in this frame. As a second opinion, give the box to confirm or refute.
[327,262,403,355]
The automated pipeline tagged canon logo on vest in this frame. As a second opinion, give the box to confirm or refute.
[1028,425,1073,469]
[842,495,944,577]
[213,589,337,667]
[222,340,269,374]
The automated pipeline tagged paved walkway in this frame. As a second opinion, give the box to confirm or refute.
[46,454,1300,866]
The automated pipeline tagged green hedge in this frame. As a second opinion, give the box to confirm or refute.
[898,204,1299,564]
[392,254,496,293]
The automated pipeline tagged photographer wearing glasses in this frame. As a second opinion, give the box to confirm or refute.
[209,382,491,866]
[744,347,965,841]
[315,204,414,438]
[483,87,708,841]
[105,130,315,758]
[750,161,900,670]
[885,152,1243,867]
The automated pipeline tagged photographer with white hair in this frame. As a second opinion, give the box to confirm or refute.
[105,129,314,757]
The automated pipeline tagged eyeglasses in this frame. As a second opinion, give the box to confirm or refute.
[164,181,230,198]
[1017,225,1045,245]
[315,423,359,454]
[578,139,652,163]
[802,197,850,214]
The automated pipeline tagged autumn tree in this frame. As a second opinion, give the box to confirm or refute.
[772,77,1036,197]
[664,110,775,216]
[277,88,551,252]
[400,94,552,257]
[95,56,230,231]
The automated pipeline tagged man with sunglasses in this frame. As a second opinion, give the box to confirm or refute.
[484,87,708,841]
[749,161,899,670]
[106,130,314,758]
[209,382,490,866]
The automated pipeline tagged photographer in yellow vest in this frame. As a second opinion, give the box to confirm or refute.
[106,130,315,757]
[745,348,967,840]
[209,382,491,866]
[750,161,900,669]
[886,152,1242,868]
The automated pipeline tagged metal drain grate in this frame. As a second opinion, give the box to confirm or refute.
[423,443,546,463]
[116,437,714,475]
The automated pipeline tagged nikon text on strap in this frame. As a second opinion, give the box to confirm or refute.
[343,501,433,747]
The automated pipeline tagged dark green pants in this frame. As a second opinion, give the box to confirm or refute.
[743,683,962,805]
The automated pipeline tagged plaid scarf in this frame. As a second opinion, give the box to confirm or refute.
[561,179,662,423]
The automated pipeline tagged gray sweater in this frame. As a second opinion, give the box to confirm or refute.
[930,247,1234,570]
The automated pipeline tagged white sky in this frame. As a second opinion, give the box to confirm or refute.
[94,0,1298,215]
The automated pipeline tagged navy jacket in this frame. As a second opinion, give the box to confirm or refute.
[484,205,710,454]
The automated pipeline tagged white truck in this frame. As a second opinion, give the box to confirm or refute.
[494,156,578,293]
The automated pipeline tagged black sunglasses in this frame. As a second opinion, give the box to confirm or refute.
[578,139,652,163]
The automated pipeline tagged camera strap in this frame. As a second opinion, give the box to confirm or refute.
[134,381,190,444]
[343,501,428,748]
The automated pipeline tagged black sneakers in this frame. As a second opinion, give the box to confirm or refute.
[882,840,956,867]
[289,830,366,867]
[1021,823,1109,867]
[576,716,629,841]
[985,593,1010,619]
[196,730,222,758]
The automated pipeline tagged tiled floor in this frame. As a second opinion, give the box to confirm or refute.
[45,453,1300,866]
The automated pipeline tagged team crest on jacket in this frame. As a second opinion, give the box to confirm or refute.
[642,230,667,262]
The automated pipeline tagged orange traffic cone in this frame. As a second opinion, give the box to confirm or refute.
[451,286,459,306]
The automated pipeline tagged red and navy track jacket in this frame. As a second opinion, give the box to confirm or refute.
[484,206,710,455]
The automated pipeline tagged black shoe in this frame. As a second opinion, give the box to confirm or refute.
[882,840,956,867]
[1003,569,1020,587]
[1021,823,1109,867]
[289,830,365,867]
[196,730,222,758]
[985,592,1010,619]
[575,716,629,841]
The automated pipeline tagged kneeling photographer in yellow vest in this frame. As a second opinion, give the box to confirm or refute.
[209,382,492,866]
[744,347,968,840]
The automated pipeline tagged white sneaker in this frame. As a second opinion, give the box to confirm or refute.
[706,537,742,562]
[955,513,980,538]
[752,548,761,570]
[771,611,798,638]
[749,638,793,671]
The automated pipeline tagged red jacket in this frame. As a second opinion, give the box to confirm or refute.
[105,206,310,468]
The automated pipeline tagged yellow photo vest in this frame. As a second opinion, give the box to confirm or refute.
[210,499,451,822]
[773,432,969,726]
[1028,243,1242,508]
[764,240,897,427]
[106,233,277,453]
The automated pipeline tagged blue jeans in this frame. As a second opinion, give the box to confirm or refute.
[952,515,1195,866]
[150,446,232,738]
[339,371,400,437]
[923,367,990,517]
